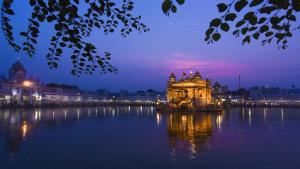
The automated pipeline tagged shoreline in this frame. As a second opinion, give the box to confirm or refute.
[1,102,300,109]
[0,102,156,108]
[230,103,300,108]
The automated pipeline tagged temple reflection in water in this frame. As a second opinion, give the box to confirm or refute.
[0,107,292,161]
[166,112,214,159]
[0,107,226,159]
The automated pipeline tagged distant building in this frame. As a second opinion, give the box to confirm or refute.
[41,86,82,102]
[167,71,212,109]
[249,86,300,100]
[110,89,165,104]
[0,60,85,104]
[0,60,41,104]
[9,60,27,84]
[0,60,166,105]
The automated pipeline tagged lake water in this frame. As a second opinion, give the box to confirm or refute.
[0,107,300,169]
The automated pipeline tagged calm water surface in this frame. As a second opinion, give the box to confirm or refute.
[0,107,299,169]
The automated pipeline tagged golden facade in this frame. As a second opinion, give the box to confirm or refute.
[167,71,212,109]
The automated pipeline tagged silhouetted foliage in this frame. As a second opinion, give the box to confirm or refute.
[1,0,20,52]
[1,0,149,76]
[161,0,185,15]
[162,0,300,49]
[2,0,299,77]
[205,0,300,49]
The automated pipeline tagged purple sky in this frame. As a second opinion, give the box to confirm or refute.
[1,0,300,91]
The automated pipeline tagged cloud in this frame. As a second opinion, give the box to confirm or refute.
[159,52,250,77]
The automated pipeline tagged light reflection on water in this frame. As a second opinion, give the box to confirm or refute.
[0,107,300,169]
[166,112,214,159]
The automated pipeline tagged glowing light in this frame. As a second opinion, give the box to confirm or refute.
[248,109,252,125]
[281,108,284,123]
[12,89,18,96]
[22,121,28,139]
[23,80,34,87]
[150,106,154,113]
[181,115,187,123]
[112,108,115,117]
[33,92,42,101]
[5,95,10,100]
[263,108,267,121]
[156,113,162,127]
[189,70,193,77]
[34,110,38,120]
[216,114,223,129]
[77,109,80,120]
[64,110,67,119]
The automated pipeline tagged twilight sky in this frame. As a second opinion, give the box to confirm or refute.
[1,0,300,91]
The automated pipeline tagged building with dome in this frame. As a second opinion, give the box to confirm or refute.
[0,60,87,105]
[0,60,166,106]
[167,71,212,109]
[0,60,42,104]
[9,59,27,84]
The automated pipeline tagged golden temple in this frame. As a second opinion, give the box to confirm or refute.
[167,71,212,109]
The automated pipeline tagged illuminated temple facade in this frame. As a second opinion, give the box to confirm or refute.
[167,71,212,109]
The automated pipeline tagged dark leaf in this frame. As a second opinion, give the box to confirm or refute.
[258,17,267,24]
[225,13,237,21]
[5,9,15,15]
[235,0,248,12]
[171,5,177,13]
[242,36,251,44]
[249,16,258,25]
[260,25,269,33]
[292,0,300,11]
[250,0,264,7]
[210,18,221,27]
[176,0,185,5]
[220,23,230,32]
[236,20,246,27]
[253,32,260,39]
[205,27,214,36]
[29,0,36,6]
[162,0,172,13]
[217,3,228,13]
[265,31,274,37]
[241,27,248,35]
[212,33,221,41]
[260,6,276,14]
